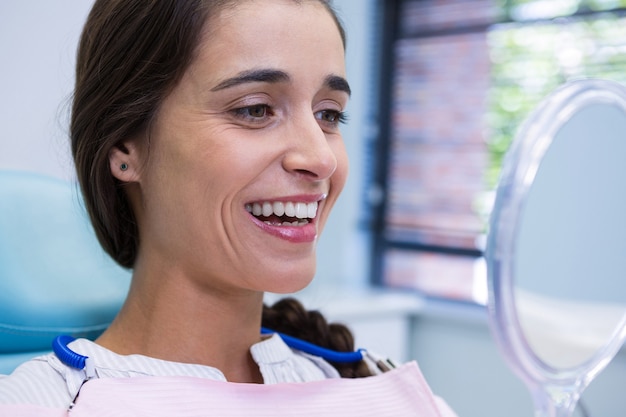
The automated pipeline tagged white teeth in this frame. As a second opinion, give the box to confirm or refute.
[284,202,295,217]
[273,201,285,216]
[247,200,319,221]
[295,202,307,219]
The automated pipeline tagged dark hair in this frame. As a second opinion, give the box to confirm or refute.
[70,1,366,378]
[71,0,211,268]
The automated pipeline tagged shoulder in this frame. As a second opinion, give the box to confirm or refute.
[0,354,73,408]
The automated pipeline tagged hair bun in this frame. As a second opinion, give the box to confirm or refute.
[262,297,372,378]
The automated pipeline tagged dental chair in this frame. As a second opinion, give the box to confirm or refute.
[0,170,130,374]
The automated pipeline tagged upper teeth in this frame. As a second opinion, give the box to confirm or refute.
[246,201,318,219]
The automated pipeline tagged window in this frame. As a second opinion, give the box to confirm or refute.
[371,0,626,303]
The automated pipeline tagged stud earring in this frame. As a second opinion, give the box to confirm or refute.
[120,163,128,171]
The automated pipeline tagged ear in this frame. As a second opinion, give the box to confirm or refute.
[109,140,143,183]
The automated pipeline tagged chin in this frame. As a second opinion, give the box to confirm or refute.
[260,263,316,295]
[270,279,314,295]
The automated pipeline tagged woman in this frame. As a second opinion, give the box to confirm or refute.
[73,0,356,386]
[0,1,456,415]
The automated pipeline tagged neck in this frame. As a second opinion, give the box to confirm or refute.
[96,258,265,383]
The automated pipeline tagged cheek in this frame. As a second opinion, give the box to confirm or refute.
[331,140,349,194]
[318,140,348,230]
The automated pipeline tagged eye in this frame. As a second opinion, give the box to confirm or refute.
[315,109,348,126]
[233,104,271,120]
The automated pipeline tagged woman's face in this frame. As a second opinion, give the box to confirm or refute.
[129,0,349,294]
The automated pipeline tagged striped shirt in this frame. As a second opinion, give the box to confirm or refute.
[0,334,339,408]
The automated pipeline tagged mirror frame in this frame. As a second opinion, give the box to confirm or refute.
[486,78,626,394]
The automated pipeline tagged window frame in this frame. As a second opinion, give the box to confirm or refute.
[369,0,626,297]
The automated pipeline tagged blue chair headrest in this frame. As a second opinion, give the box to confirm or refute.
[0,171,130,354]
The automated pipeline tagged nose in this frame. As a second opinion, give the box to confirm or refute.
[281,113,338,181]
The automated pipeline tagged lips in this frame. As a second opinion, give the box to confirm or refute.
[245,199,322,243]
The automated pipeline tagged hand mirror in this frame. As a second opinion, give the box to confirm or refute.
[486,79,626,417]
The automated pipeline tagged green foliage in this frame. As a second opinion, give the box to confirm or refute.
[485,11,626,187]
[496,0,626,21]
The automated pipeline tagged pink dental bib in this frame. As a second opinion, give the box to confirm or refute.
[1,362,456,417]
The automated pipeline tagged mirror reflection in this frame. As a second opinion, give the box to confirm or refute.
[514,101,626,370]
[487,79,626,417]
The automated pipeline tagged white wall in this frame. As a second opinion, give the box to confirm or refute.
[0,2,94,181]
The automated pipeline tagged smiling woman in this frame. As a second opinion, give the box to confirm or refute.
[0,1,455,415]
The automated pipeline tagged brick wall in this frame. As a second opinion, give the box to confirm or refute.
[382,0,495,300]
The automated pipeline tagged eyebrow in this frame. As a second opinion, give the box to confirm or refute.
[211,69,289,91]
[325,74,351,97]
[210,68,351,96]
